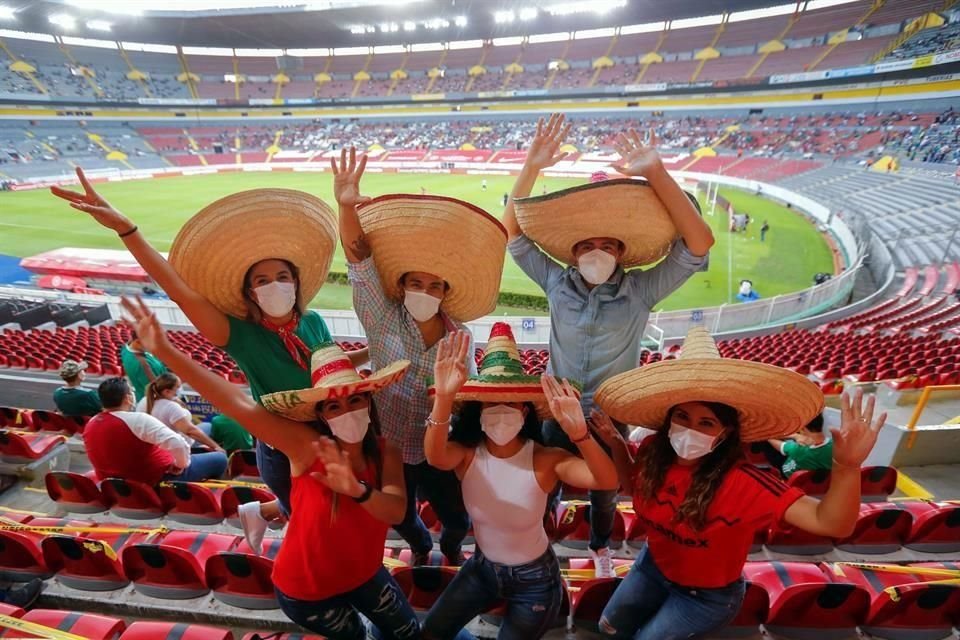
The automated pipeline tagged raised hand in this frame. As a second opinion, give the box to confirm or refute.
[611,128,663,178]
[525,113,572,172]
[331,146,372,208]
[588,409,623,448]
[119,296,173,356]
[433,331,470,398]
[309,438,363,497]
[833,389,886,469]
[542,375,587,440]
[50,167,133,234]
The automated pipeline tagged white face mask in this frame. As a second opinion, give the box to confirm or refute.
[327,408,370,444]
[480,405,524,446]
[403,289,442,322]
[577,249,618,285]
[668,422,722,461]
[254,281,297,318]
[739,281,753,296]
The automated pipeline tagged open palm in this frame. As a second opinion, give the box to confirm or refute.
[833,389,886,468]
[612,129,663,178]
[525,113,572,171]
[310,438,361,496]
[331,146,371,208]
[542,375,587,440]
[433,331,470,398]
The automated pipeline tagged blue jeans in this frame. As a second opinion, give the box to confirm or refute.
[257,440,292,517]
[276,566,419,640]
[542,419,623,550]
[423,547,563,640]
[599,545,745,640]
[394,461,469,558]
[166,451,228,482]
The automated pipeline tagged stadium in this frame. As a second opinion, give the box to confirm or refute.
[0,0,959,637]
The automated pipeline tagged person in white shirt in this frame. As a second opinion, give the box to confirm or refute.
[137,372,226,454]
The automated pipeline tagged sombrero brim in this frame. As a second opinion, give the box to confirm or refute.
[428,376,582,420]
[513,179,679,268]
[169,189,338,319]
[595,359,824,442]
[357,195,507,322]
[260,360,411,422]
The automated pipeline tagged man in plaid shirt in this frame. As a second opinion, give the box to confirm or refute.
[334,148,475,566]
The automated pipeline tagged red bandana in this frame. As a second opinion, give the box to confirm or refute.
[260,313,311,370]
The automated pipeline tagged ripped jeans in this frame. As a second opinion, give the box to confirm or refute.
[276,567,420,640]
[423,547,563,640]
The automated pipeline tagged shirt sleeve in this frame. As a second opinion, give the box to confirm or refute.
[465,327,478,376]
[348,257,393,331]
[119,411,191,469]
[629,239,708,309]
[507,234,563,292]
[735,464,805,527]
[781,440,796,456]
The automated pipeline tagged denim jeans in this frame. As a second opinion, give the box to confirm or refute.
[166,451,228,483]
[276,566,420,640]
[256,440,292,517]
[394,461,470,558]
[423,547,563,640]
[599,545,745,640]
[542,418,624,550]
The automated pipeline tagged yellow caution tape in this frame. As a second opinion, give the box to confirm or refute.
[883,579,960,602]
[163,478,269,490]
[0,524,167,537]
[0,614,88,640]
[835,562,960,579]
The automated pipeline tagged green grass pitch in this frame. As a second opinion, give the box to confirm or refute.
[0,172,835,316]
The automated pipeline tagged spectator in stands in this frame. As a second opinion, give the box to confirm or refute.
[334,147,494,567]
[120,296,417,640]
[767,413,832,479]
[50,167,368,522]
[84,377,227,484]
[138,372,226,455]
[120,332,168,402]
[736,280,760,302]
[210,413,254,453]
[502,114,714,578]
[53,359,101,417]
[591,328,884,640]
[423,328,617,640]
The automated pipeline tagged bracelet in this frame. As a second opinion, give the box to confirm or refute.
[832,457,860,471]
[572,431,592,444]
[118,225,138,238]
[352,480,374,504]
[426,416,451,428]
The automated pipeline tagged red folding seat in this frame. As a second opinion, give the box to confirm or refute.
[834,503,912,554]
[13,609,126,639]
[555,502,625,550]
[787,469,831,497]
[242,635,325,640]
[155,481,225,525]
[100,478,166,520]
[719,575,768,637]
[221,485,276,526]
[0,516,72,580]
[569,557,632,576]
[205,537,283,610]
[119,622,234,639]
[41,522,155,591]
[570,578,621,631]
[901,501,960,553]
[860,466,897,502]
[0,431,65,463]
[765,519,833,555]
[45,470,107,514]
[227,449,260,479]
[0,602,25,619]
[389,566,458,611]
[29,411,85,435]
[0,407,32,430]
[122,531,237,599]
[742,562,868,639]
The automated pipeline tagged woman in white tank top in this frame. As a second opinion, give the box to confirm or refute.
[422,327,618,640]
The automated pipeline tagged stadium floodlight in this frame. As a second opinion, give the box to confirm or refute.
[454,15,467,27]
[671,14,723,29]
[0,6,16,21]
[349,24,376,34]
[49,14,77,30]
[379,22,398,33]
[494,10,514,24]
[403,21,416,31]
[86,20,112,31]
[423,18,450,30]
[543,0,626,16]
[519,8,538,21]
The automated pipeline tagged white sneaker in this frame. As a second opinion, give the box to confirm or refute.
[590,547,615,579]
[238,501,268,556]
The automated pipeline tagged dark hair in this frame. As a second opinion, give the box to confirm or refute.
[62,373,80,384]
[98,377,132,409]
[449,401,543,448]
[633,402,744,530]
[572,238,626,256]
[146,372,181,414]
[805,413,825,434]
[241,258,305,322]
[399,272,450,293]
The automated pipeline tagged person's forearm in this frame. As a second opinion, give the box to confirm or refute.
[121,231,196,302]
[347,346,370,367]
[349,484,406,525]
[184,424,222,451]
[339,204,369,263]
[424,394,458,470]
[814,463,860,537]
[503,164,541,239]
[645,163,715,257]
[608,438,636,492]
[575,437,619,490]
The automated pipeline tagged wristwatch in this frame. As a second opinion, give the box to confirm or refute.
[353,480,374,503]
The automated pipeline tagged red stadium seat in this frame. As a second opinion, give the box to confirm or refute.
[860,466,898,502]
[122,531,237,599]
[13,609,126,639]
[119,622,234,639]
[834,503,912,554]
[100,478,166,520]
[901,501,960,553]
[205,546,280,610]
[0,408,33,431]
[29,410,85,435]
[570,578,622,631]
[718,576,769,637]
[44,470,107,514]
[242,635,325,640]
[555,502,625,550]
[221,486,277,526]
[786,468,831,497]
[0,516,66,580]
[155,481,225,525]
[0,431,65,463]
[227,449,260,479]
[765,519,833,555]
[41,523,155,591]
[390,566,458,611]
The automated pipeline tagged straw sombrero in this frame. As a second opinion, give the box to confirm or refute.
[260,344,410,422]
[357,195,507,322]
[169,189,337,319]
[595,327,823,442]
[513,178,680,268]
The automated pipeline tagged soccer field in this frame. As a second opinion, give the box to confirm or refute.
[0,172,835,314]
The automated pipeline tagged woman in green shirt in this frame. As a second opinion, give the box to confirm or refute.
[51,168,368,520]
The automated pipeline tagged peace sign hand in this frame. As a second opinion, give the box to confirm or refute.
[611,128,664,178]
[541,375,587,441]
[833,389,887,469]
[50,167,133,234]
[433,331,470,399]
[331,146,372,208]
[119,296,173,356]
[525,113,572,172]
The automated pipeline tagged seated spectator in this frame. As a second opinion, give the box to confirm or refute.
[120,332,168,402]
[137,373,226,455]
[767,413,832,478]
[0,578,42,609]
[84,377,227,484]
[209,413,254,453]
[53,359,101,417]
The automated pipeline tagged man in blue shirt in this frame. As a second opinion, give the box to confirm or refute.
[503,113,714,577]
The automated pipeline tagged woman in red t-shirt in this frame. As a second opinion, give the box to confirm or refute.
[121,297,417,640]
[589,327,886,640]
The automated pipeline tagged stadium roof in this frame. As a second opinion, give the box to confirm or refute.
[4,0,808,49]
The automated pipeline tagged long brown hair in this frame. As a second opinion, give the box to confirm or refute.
[145,372,181,414]
[241,259,306,322]
[634,402,744,530]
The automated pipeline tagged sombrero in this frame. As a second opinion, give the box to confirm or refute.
[513,178,680,268]
[169,189,337,319]
[357,194,507,322]
[260,344,410,422]
[595,327,823,442]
